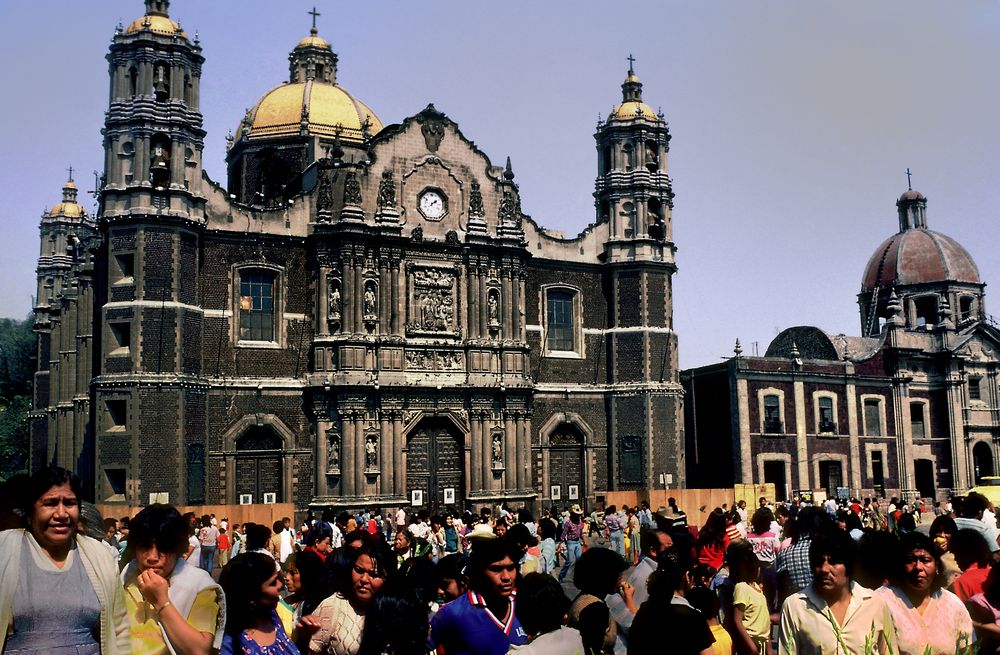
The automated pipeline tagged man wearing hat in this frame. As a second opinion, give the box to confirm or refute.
[558,504,585,582]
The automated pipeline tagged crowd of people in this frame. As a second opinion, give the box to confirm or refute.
[5,465,1000,654]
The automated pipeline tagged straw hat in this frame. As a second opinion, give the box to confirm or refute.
[569,504,583,515]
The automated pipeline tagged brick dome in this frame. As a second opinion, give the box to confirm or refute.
[861,228,980,292]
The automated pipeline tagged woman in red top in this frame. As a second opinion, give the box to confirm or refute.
[697,508,730,569]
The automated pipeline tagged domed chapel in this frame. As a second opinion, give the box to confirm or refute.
[32,1,683,513]
[684,180,1000,502]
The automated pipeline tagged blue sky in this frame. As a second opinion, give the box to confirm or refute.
[2,1,998,368]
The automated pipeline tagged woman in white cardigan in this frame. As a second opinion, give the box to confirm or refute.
[0,465,129,654]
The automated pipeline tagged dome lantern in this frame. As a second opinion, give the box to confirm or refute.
[289,7,338,84]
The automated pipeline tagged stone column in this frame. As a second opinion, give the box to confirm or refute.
[946,377,970,494]
[379,263,390,335]
[479,271,489,340]
[517,272,527,341]
[516,416,528,490]
[136,135,150,186]
[504,413,516,489]
[170,141,184,189]
[394,264,406,335]
[354,413,365,496]
[380,414,392,495]
[392,413,404,496]
[793,379,810,490]
[342,260,354,333]
[315,418,330,496]
[470,412,482,492]
[353,258,364,333]
[190,74,200,110]
[502,269,513,340]
[139,60,152,97]
[735,378,752,483]
[467,264,479,338]
[318,268,330,337]
[845,377,862,492]
[481,412,493,492]
[511,269,521,340]
[892,381,916,499]
[342,414,355,496]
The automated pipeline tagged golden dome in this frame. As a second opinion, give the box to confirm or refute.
[243,81,383,143]
[48,178,87,218]
[48,202,86,218]
[612,101,659,121]
[297,34,330,48]
[125,15,186,37]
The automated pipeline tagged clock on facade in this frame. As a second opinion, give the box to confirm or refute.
[418,189,447,220]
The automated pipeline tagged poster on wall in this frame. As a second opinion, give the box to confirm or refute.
[550,485,561,500]
[411,490,423,506]
[443,488,456,505]
[568,485,579,500]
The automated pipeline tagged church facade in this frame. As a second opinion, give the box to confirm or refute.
[683,189,1000,502]
[31,1,684,513]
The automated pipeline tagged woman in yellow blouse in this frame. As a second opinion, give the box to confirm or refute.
[120,504,226,655]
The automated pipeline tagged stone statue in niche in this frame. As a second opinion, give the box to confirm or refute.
[411,226,423,242]
[492,433,503,467]
[343,171,362,206]
[317,173,333,212]
[365,436,377,468]
[363,282,377,318]
[421,120,445,152]
[498,191,516,226]
[377,169,396,208]
[327,434,341,472]
[488,292,500,327]
[328,282,341,321]
[469,179,485,217]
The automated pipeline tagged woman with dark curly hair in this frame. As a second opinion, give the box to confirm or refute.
[307,540,396,655]
[877,531,974,655]
[357,577,429,655]
[220,552,298,654]
[568,547,633,655]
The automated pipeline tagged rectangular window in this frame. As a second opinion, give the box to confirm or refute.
[911,402,926,439]
[104,468,127,499]
[546,290,575,352]
[763,395,782,433]
[871,450,885,491]
[618,435,643,486]
[105,399,127,431]
[863,399,882,436]
[186,444,205,504]
[970,378,982,401]
[113,254,134,284]
[109,322,131,354]
[239,270,276,342]
[818,397,835,433]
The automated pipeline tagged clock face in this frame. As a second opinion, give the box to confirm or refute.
[419,190,446,220]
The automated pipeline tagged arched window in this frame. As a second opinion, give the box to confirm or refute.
[239,269,277,342]
[128,65,138,97]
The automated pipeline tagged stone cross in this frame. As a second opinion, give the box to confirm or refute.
[67,165,74,181]
[905,167,913,191]
[627,54,636,71]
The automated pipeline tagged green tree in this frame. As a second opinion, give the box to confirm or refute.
[0,314,34,480]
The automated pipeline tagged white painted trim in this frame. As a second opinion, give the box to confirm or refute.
[859,394,888,437]
[756,387,787,434]
[103,300,204,311]
[812,390,839,435]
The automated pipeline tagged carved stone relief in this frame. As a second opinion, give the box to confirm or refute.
[408,267,456,334]
[405,350,465,371]
[421,120,445,152]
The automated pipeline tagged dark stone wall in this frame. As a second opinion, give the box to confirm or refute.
[137,388,180,499]
[143,229,174,301]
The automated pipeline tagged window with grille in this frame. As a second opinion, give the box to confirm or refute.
[546,289,576,353]
[911,402,926,439]
[619,435,643,486]
[863,399,882,436]
[763,395,782,433]
[818,397,835,433]
[970,378,982,401]
[239,270,276,342]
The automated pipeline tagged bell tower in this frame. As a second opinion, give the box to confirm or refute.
[594,58,675,262]
[597,59,685,491]
[92,0,208,505]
